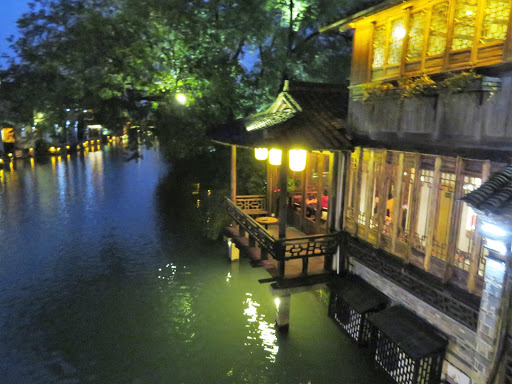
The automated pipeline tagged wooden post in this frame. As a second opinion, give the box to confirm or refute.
[231,145,237,203]
[354,148,364,237]
[278,150,288,240]
[468,160,491,292]
[424,156,442,271]
[391,153,404,255]
[444,156,465,282]
[301,152,310,232]
[327,151,336,233]
[275,295,291,331]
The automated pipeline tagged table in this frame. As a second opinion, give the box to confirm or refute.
[255,216,279,230]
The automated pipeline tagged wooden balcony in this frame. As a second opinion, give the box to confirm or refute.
[224,197,339,283]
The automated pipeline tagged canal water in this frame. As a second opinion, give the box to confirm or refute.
[0,144,385,384]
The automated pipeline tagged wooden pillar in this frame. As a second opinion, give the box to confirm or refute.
[391,153,404,255]
[364,151,375,240]
[444,156,465,282]
[275,294,291,331]
[424,156,442,271]
[278,151,288,240]
[231,145,237,203]
[300,152,310,232]
[468,160,491,292]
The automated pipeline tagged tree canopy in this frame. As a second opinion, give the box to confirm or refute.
[1,0,369,160]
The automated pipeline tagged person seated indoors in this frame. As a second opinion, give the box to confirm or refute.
[321,190,328,210]
[305,194,317,217]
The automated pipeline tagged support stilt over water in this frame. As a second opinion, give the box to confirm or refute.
[226,237,239,261]
[275,294,291,331]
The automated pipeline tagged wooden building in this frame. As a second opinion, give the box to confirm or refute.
[211,0,512,383]
[321,0,512,383]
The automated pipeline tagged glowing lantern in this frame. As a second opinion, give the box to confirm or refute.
[289,149,307,172]
[254,148,268,161]
[176,93,187,105]
[269,149,282,166]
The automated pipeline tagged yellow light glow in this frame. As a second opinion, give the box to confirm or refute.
[393,26,406,40]
[0,159,4,164]
[254,148,268,161]
[66,145,70,150]
[274,297,280,309]
[77,145,81,150]
[57,147,61,152]
[83,142,88,147]
[29,148,33,152]
[7,153,12,158]
[49,147,56,153]
[289,149,307,172]
[465,10,473,16]
[269,149,282,166]
[176,93,187,105]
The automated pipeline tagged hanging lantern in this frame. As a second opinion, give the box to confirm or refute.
[254,148,268,161]
[289,149,307,172]
[268,149,282,166]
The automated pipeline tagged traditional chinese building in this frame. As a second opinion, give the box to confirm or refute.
[210,0,512,383]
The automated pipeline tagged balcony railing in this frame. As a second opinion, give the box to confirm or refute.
[235,195,268,216]
[225,197,339,278]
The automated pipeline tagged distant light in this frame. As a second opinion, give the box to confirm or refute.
[66,145,70,150]
[7,153,12,158]
[176,93,187,105]
[49,147,56,153]
[481,222,508,238]
[269,149,282,166]
[466,10,473,16]
[485,238,508,255]
[255,148,268,161]
[83,109,87,113]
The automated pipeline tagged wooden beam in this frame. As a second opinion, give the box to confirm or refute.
[302,152,311,232]
[444,156,465,282]
[316,153,326,233]
[424,156,442,271]
[467,160,491,293]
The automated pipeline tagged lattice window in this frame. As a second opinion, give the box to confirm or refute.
[407,11,426,61]
[398,167,415,243]
[481,0,511,44]
[454,176,481,271]
[373,24,387,69]
[452,0,478,50]
[413,170,434,253]
[432,172,456,261]
[427,2,449,56]
[388,18,406,65]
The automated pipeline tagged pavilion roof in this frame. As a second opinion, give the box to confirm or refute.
[462,165,512,225]
[208,80,352,151]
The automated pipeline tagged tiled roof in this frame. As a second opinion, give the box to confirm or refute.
[208,81,352,151]
[462,165,512,223]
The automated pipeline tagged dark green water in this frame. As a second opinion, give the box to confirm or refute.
[0,145,385,383]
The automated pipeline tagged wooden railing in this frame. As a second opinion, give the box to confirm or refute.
[226,197,339,278]
[235,195,267,215]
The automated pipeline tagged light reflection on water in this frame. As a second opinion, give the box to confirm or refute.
[0,145,385,384]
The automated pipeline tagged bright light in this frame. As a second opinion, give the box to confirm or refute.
[465,10,473,16]
[481,222,508,238]
[255,148,268,161]
[269,149,282,166]
[393,26,406,40]
[274,297,280,309]
[289,149,307,172]
[176,93,187,105]
[485,238,508,255]
[7,153,12,158]
[49,147,56,153]
[66,146,70,150]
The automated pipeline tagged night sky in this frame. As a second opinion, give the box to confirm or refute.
[0,1,30,68]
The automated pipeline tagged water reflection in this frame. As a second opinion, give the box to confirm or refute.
[243,293,279,363]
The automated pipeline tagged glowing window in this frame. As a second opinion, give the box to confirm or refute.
[388,18,406,65]
[372,24,387,69]
[481,0,511,44]
[407,11,426,61]
[427,2,449,56]
[452,0,478,50]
